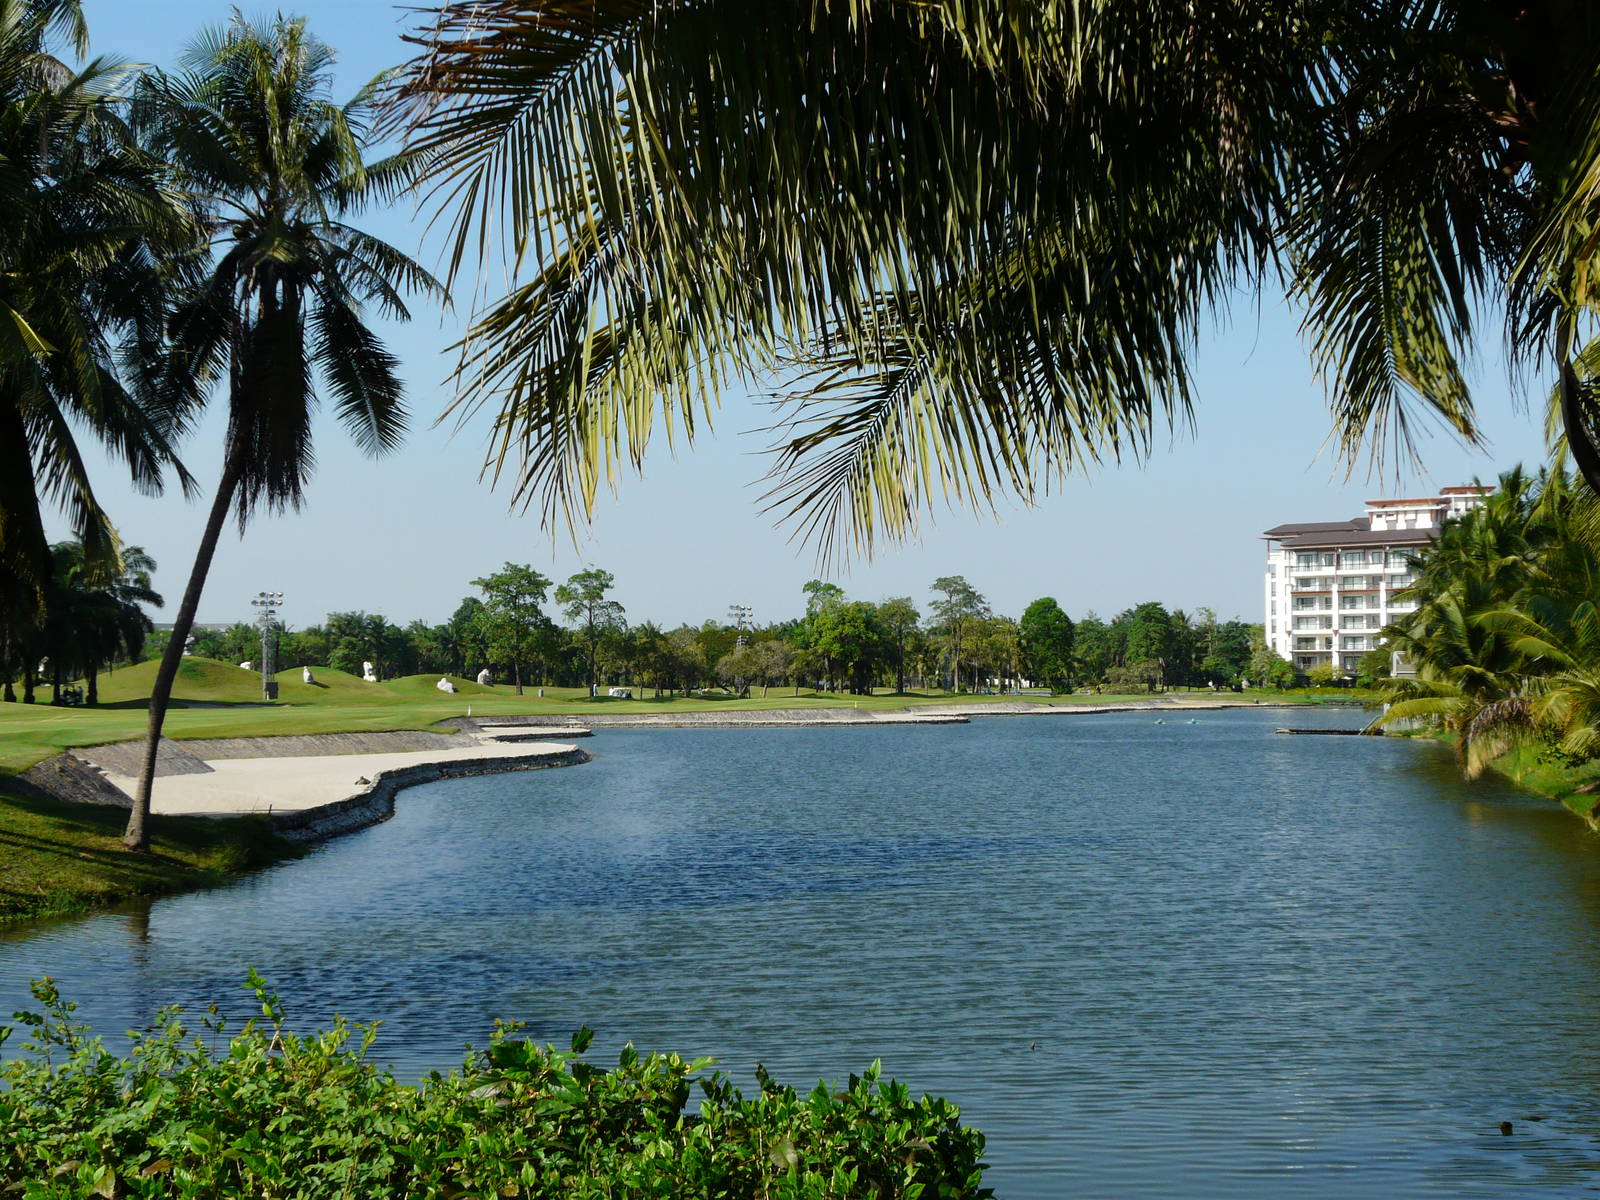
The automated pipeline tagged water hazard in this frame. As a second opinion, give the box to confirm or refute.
[6,708,1600,1196]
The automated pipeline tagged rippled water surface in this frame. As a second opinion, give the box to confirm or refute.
[7,708,1600,1195]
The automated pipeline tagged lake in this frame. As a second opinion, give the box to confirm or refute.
[6,707,1600,1196]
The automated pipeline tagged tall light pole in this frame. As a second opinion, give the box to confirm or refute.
[251,591,284,700]
[728,604,752,650]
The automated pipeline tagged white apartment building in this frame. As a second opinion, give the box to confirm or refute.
[1261,486,1492,675]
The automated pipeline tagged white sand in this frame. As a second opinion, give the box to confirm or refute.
[105,741,580,818]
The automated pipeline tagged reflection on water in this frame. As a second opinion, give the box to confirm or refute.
[5,708,1600,1197]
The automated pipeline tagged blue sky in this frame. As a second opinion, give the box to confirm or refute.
[51,0,1551,633]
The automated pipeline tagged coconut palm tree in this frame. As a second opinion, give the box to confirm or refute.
[36,540,161,704]
[1376,582,1534,777]
[0,0,196,636]
[1371,465,1600,775]
[77,543,161,705]
[391,1,1600,557]
[121,15,439,851]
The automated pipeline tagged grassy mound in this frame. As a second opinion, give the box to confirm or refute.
[89,657,266,707]
[381,673,498,697]
[0,791,298,924]
[272,666,395,705]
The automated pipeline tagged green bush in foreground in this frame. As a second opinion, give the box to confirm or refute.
[0,974,991,1198]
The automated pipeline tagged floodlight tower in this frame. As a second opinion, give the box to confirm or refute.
[728,604,753,650]
[251,591,285,700]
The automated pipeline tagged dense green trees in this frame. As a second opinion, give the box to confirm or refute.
[9,534,1276,704]
[878,597,921,694]
[928,577,989,692]
[11,559,1267,700]
[555,568,626,696]
[472,564,554,695]
[1019,599,1075,693]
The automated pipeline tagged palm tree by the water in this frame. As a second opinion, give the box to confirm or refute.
[121,15,439,852]
[1375,468,1600,777]
[0,0,195,638]
[393,1,1600,558]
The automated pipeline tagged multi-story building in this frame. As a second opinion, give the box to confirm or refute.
[1261,486,1492,676]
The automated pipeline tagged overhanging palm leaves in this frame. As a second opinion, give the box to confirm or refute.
[393,0,1600,557]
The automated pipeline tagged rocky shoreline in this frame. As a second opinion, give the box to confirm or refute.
[264,746,592,843]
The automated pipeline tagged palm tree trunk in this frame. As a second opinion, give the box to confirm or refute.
[1557,322,1600,493]
[124,449,245,851]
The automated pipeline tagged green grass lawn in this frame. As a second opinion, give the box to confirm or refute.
[0,790,298,925]
[0,659,1365,776]
[1481,743,1600,819]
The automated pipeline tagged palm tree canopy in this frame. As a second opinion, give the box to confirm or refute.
[0,0,196,618]
[133,13,441,521]
[393,0,1600,560]
[40,539,162,683]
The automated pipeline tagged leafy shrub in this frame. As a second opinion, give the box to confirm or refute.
[0,974,991,1198]
[1304,663,1339,687]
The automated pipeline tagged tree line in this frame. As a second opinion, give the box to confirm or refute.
[13,561,1265,701]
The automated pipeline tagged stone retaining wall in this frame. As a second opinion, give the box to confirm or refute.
[72,737,213,778]
[267,746,591,843]
[171,730,477,760]
[65,729,480,781]
[12,753,133,808]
